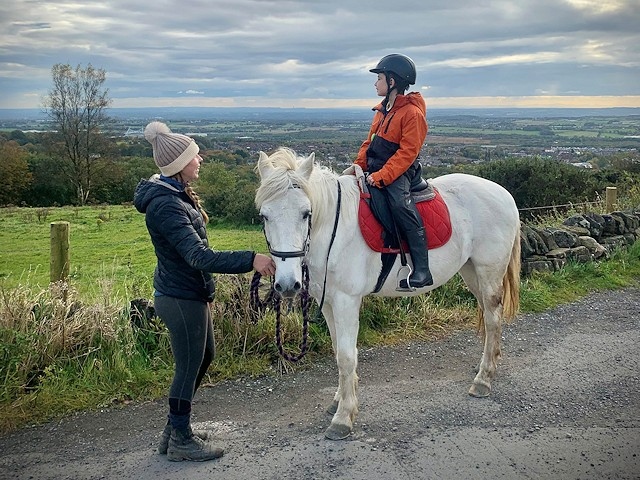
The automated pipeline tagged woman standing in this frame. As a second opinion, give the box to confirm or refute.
[134,121,275,462]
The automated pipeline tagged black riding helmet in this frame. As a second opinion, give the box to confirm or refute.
[369,53,416,85]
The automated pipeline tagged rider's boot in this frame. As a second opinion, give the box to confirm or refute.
[399,227,433,289]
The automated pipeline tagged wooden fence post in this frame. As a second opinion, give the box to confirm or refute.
[605,186,617,213]
[50,221,70,283]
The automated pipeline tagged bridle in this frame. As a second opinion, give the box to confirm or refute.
[250,178,342,362]
[262,182,312,262]
[263,180,342,314]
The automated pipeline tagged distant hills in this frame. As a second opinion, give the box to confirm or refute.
[1,106,639,122]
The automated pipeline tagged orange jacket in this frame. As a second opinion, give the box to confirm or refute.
[355,92,427,187]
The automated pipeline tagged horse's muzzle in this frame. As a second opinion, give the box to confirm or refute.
[274,278,302,299]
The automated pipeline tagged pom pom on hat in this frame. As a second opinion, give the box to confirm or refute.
[144,121,171,142]
[144,121,199,177]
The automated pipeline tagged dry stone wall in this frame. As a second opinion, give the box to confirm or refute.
[520,210,640,276]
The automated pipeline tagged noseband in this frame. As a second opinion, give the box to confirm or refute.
[264,215,311,261]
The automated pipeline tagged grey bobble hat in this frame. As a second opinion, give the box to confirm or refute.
[144,121,199,177]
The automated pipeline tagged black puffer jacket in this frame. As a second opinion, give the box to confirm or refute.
[133,175,255,302]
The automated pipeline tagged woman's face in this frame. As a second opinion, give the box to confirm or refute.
[180,154,203,182]
[374,73,388,97]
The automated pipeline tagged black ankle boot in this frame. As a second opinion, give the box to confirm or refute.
[158,421,211,455]
[167,425,224,462]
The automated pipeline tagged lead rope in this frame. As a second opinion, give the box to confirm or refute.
[249,264,311,362]
[275,264,310,362]
[249,271,275,321]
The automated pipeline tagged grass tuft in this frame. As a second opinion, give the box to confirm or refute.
[0,282,173,432]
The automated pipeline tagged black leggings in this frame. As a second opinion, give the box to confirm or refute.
[383,170,424,234]
[154,295,215,412]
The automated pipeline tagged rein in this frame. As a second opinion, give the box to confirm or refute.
[315,180,341,316]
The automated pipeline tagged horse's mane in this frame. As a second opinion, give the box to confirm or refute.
[254,147,302,207]
[255,147,358,227]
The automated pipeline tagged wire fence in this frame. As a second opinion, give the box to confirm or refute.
[517,187,618,220]
[518,200,603,213]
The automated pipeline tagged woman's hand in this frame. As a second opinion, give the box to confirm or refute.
[253,253,276,277]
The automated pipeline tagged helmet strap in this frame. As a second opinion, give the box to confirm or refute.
[384,74,398,112]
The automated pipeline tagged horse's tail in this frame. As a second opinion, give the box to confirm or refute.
[502,227,521,321]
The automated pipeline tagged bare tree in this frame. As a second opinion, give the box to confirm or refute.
[43,64,112,205]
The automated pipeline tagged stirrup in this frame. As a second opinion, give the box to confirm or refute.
[395,265,416,292]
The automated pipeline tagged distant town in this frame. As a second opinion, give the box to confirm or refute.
[1,106,638,170]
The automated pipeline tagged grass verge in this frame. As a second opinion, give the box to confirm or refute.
[2,241,638,433]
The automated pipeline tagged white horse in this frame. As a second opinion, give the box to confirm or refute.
[255,148,521,440]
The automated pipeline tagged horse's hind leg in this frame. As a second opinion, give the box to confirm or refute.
[324,293,361,440]
[459,262,485,373]
[460,263,503,397]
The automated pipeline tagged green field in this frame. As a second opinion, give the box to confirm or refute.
[0,205,267,300]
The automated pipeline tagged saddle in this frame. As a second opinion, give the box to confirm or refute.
[353,165,452,292]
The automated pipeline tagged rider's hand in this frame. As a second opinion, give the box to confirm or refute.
[367,174,379,187]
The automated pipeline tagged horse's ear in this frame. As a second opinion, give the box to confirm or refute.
[299,152,315,180]
[257,151,274,180]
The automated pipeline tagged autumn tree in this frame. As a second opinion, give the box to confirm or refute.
[43,63,112,205]
[198,162,261,225]
[471,157,599,209]
[0,140,33,205]
[610,151,640,173]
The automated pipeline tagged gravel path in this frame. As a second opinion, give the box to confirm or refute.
[1,287,639,480]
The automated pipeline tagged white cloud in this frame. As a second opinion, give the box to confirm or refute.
[563,0,627,14]
[0,0,638,108]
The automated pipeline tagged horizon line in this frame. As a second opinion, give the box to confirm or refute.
[3,95,640,110]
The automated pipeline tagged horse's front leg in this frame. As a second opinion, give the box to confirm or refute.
[320,304,341,417]
[324,293,362,440]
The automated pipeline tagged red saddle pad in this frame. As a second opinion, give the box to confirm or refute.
[358,188,452,253]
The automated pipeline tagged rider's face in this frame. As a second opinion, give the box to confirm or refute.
[375,73,388,97]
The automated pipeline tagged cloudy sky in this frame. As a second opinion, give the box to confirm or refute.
[1,0,639,110]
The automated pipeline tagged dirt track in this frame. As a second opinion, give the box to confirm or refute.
[1,288,639,480]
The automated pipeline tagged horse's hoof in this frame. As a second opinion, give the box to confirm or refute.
[326,400,339,416]
[469,382,491,397]
[325,423,352,440]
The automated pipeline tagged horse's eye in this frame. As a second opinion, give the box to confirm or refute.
[303,211,311,220]
[259,214,267,222]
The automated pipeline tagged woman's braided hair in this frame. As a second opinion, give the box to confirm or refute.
[185,185,209,224]
[175,173,209,224]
